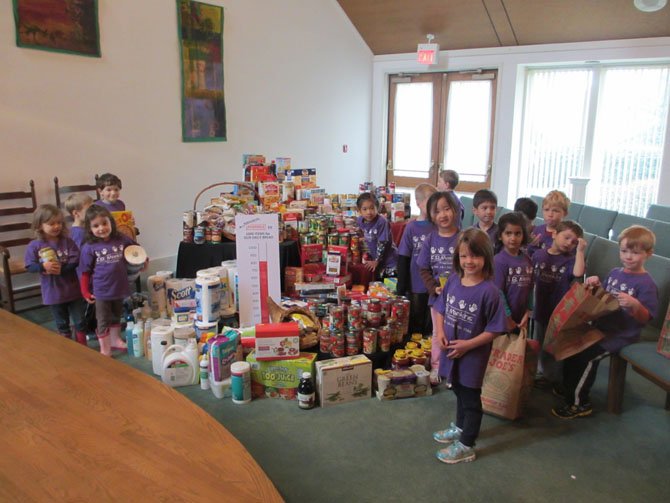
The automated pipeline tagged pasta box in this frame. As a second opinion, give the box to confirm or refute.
[254,322,301,361]
[315,355,372,407]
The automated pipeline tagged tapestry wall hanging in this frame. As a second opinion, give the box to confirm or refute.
[177,0,227,142]
[13,0,101,57]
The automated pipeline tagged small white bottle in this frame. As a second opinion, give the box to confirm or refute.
[200,356,210,390]
[132,320,144,358]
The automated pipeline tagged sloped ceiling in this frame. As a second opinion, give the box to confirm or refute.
[336,0,670,55]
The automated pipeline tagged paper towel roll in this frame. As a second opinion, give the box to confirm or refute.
[147,275,168,318]
[195,275,221,323]
[124,245,146,281]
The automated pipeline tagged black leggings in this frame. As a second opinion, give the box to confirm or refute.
[452,382,483,447]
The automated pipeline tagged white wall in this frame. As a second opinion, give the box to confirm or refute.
[371,38,670,207]
[0,0,372,270]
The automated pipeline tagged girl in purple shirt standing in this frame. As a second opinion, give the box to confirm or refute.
[24,204,87,345]
[78,205,142,356]
[432,228,507,464]
[356,193,398,279]
[417,191,461,384]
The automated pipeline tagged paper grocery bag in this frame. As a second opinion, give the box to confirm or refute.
[482,329,532,420]
[657,303,670,358]
[544,282,619,361]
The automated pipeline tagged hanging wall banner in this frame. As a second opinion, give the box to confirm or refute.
[177,0,227,142]
[13,0,101,57]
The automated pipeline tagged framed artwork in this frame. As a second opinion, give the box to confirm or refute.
[13,0,101,57]
[177,0,227,142]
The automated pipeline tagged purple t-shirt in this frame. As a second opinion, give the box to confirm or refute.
[70,225,86,250]
[433,274,508,388]
[417,231,459,305]
[595,268,658,353]
[528,224,554,257]
[94,199,126,212]
[398,219,435,293]
[357,215,398,270]
[24,237,81,305]
[451,192,465,229]
[78,234,135,301]
[532,249,576,326]
[473,222,499,245]
[494,250,533,324]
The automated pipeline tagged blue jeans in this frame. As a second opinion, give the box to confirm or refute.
[50,299,86,336]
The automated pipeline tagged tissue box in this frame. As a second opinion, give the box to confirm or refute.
[315,355,372,407]
[254,322,301,361]
[246,351,317,399]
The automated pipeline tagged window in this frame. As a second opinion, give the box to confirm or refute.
[386,71,497,194]
[518,64,670,216]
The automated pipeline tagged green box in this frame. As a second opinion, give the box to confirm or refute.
[246,351,316,400]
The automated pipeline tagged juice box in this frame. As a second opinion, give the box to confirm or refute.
[246,351,317,400]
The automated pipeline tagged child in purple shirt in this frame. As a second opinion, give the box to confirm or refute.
[417,191,461,383]
[553,225,658,419]
[64,193,93,250]
[494,212,533,331]
[528,190,570,257]
[437,169,465,228]
[356,193,398,279]
[532,220,586,387]
[24,204,87,345]
[94,173,126,212]
[397,183,437,337]
[432,228,507,464]
[78,205,144,356]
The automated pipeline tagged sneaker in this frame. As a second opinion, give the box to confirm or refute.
[551,403,593,419]
[436,440,476,464]
[433,422,462,444]
[430,369,442,386]
[552,384,565,399]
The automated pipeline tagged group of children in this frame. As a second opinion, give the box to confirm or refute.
[357,171,659,465]
[24,173,147,357]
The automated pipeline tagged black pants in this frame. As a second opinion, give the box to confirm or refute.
[452,382,483,447]
[408,292,432,337]
[50,299,86,336]
[562,343,609,406]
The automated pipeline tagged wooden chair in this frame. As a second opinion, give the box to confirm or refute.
[54,175,99,210]
[0,180,41,313]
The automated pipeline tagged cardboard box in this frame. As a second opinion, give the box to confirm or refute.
[284,267,304,294]
[375,369,432,400]
[254,322,301,361]
[300,243,323,266]
[315,355,372,407]
[246,351,317,400]
[288,168,317,188]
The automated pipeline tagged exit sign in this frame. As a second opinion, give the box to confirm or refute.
[417,43,439,65]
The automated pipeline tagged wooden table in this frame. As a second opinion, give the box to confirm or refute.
[0,310,282,502]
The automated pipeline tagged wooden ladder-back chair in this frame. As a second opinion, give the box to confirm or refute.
[54,175,99,210]
[0,180,41,312]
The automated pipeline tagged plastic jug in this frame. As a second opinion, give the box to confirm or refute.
[161,339,199,387]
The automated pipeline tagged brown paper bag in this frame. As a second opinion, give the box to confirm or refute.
[482,329,532,420]
[657,303,670,358]
[544,282,619,361]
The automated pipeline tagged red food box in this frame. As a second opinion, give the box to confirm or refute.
[254,322,301,361]
[300,243,323,266]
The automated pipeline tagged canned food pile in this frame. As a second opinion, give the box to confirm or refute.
[314,292,411,358]
[298,213,366,264]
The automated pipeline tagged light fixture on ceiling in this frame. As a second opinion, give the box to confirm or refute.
[417,34,439,66]
[634,0,667,12]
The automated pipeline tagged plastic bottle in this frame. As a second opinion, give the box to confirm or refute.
[298,372,315,410]
[132,320,144,358]
[200,356,210,390]
[231,361,251,404]
[125,320,135,350]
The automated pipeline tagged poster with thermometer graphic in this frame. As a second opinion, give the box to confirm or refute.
[235,214,281,326]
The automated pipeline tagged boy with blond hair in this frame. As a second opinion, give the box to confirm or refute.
[64,193,94,249]
[529,190,570,256]
[437,169,464,228]
[397,183,438,336]
[553,225,658,418]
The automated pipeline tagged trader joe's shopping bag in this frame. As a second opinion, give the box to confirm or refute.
[657,303,670,358]
[544,282,619,361]
[482,329,536,420]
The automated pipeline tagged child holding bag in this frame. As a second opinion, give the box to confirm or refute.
[24,204,87,345]
[78,205,145,356]
[431,228,507,464]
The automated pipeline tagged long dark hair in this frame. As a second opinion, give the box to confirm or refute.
[84,204,120,243]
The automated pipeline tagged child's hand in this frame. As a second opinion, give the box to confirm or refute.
[83,293,96,304]
[438,333,449,349]
[364,260,377,272]
[43,261,61,275]
[615,291,638,311]
[435,286,443,296]
[446,339,471,359]
[585,275,601,288]
[576,238,587,253]
[530,233,541,246]
[518,311,531,330]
